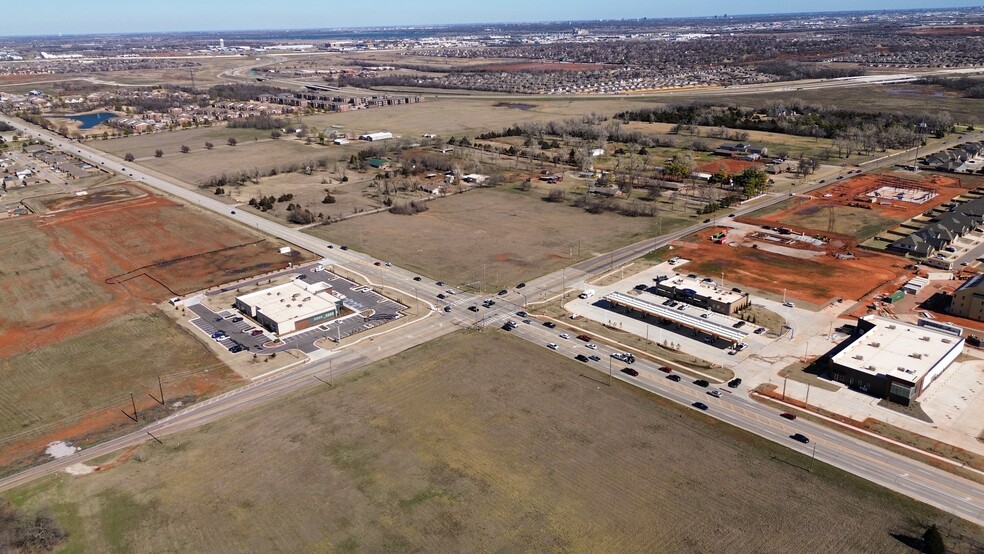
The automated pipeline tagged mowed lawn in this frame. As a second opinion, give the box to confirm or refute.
[5,331,976,553]
[306,187,682,290]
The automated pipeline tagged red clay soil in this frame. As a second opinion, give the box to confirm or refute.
[761,173,968,225]
[0,186,304,360]
[696,159,762,175]
[673,228,907,306]
[0,367,237,471]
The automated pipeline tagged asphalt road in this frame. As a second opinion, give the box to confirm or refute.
[2,114,983,525]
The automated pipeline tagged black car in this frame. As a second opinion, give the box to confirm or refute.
[693,379,710,388]
[437,293,446,299]
[791,433,810,444]
[516,283,526,289]
[413,276,422,282]
[436,281,445,286]
[666,374,681,382]
[575,354,590,362]
[231,316,244,323]
[620,367,639,377]
[703,218,711,223]
[543,321,556,328]
[517,311,528,317]
[443,306,452,313]
[340,245,349,250]
[634,284,648,290]
[727,378,742,388]
[502,323,515,331]
[296,274,307,280]
[692,402,709,411]
[588,355,601,362]
[468,306,480,312]
[497,289,508,296]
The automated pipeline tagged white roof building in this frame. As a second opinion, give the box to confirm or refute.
[235,280,344,335]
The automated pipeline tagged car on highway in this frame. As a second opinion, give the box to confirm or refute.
[543,321,556,328]
[692,402,709,411]
[585,343,597,350]
[575,354,590,362]
[576,334,591,342]
[413,276,422,281]
[707,390,722,398]
[468,305,479,312]
[658,366,672,373]
[445,289,457,295]
[340,245,349,250]
[501,323,515,331]
[666,374,681,382]
[693,379,710,388]
[620,367,639,377]
[783,301,795,308]
[703,218,711,223]
[436,281,445,286]
[780,412,797,421]
[547,343,558,350]
[516,311,528,317]
[436,293,446,299]
[516,283,526,289]
[790,433,810,444]
[588,355,601,362]
[523,319,532,325]
[559,333,570,339]
[230,210,236,215]
[497,289,508,296]
[444,306,452,313]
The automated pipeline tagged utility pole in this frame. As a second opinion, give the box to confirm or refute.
[782,376,788,401]
[608,356,613,386]
[810,443,817,472]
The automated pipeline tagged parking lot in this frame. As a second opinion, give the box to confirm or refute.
[188,265,407,355]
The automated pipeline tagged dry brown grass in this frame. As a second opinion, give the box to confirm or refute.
[5,330,979,553]
[306,186,686,291]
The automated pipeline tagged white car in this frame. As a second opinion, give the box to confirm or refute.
[559,333,571,339]
[585,343,597,350]
[547,343,559,350]
[783,301,795,308]
[708,390,722,398]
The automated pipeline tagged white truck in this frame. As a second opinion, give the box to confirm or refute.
[578,289,595,299]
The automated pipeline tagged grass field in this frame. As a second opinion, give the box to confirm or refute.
[0,311,236,470]
[0,217,112,326]
[0,188,307,472]
[306,186,692,290]
[5,330,978,552]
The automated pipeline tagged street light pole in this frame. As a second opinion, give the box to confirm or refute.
[608,356,613,386]
[782,288,787,304]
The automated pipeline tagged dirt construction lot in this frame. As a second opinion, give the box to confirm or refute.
[0,184,311,472]
[670,227,907,307]
[746,172,968,240]
[306,186,684,291]
[5,331,979,553]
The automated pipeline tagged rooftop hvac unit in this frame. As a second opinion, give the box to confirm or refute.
[868,342,881,347]
[920,336,931,341]
[909,353,923,359]
[887,324,896,329]
[853,354,864,360]
[942,338,952,343]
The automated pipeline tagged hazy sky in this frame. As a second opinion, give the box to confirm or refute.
[2,1,980,36]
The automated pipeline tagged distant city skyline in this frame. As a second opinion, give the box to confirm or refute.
[2,1,980,37]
